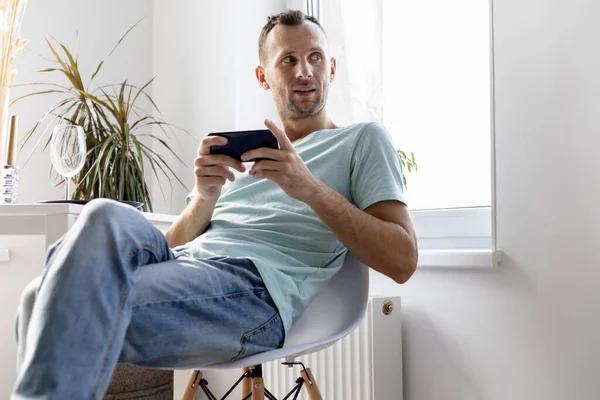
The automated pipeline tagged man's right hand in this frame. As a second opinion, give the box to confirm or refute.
[194,135,246,200]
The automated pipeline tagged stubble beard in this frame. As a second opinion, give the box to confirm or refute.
[277,86,328,120]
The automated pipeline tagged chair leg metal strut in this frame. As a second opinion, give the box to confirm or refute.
[181,362,323,400]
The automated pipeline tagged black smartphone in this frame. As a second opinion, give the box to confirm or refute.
[208,129,278,162]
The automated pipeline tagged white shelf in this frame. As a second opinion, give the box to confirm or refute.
[0,203,177,225]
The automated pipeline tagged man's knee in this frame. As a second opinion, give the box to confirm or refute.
[47,199,128,258]
[78,199,151,244]
[80,199,128,225]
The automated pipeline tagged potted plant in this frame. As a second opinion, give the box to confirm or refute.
[14,19,187,212]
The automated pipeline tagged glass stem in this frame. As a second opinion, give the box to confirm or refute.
[65,178,70,200]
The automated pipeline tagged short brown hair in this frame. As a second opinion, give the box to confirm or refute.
[258,10,326,64]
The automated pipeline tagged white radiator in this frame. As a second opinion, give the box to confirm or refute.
[263,296,403,400]
[173,296,403,399]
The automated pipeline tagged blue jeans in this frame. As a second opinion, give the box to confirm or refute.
[12,199,285,400]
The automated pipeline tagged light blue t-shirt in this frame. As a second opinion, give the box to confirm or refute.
[174,122,406,336]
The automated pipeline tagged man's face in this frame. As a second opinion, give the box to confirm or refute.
[259,22,336,120]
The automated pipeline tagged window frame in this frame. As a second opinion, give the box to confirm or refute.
[397,0,499,268]
[316,0,500,268]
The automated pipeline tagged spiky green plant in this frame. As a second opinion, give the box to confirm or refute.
[13,19,187,212]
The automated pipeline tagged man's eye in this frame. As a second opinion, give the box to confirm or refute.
[283,56,296,63]
[310,53,322,61]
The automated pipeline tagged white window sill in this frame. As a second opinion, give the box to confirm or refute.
[418,249,502,269]
[408,206,500,269]
[369,250,502,293]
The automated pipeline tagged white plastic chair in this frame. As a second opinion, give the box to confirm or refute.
[182,252,369,400]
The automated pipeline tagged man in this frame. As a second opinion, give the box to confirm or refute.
[12,9,417,399]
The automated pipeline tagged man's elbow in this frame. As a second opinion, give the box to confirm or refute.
[165,228,179,248]
[393,249,418,284]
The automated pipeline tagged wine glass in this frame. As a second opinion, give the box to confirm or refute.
[50,123,86,200]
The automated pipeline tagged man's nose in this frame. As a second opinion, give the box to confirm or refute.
[295,62,313,79]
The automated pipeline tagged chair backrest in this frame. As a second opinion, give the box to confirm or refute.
[201,252,370,369]
[284,252,370,347]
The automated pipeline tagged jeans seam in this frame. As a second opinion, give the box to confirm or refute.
[127,243,165,264]
[233,312,281,361]
[91,285,130,398]
[132,289,269,309]
[92,242,160,395]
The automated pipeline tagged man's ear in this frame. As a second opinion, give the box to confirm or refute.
[256,66,270,90]
[329,57,337,82]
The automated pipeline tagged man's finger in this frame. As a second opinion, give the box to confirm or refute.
[265,119,293,150]
[241,147,283,162]
[249,160,280,175]
[252,170,275,181]
[195,154,246,173]
[199,135,228,155]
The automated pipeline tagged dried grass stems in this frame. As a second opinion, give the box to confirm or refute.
[0,0,28,161]
[0,0,28,87]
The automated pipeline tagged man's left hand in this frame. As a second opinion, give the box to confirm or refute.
[241,119,321,203]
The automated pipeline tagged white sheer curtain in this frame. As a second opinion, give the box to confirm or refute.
[320,0,492,211]
[319,0,384,126]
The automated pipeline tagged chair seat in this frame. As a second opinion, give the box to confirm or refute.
[200,252,369,370]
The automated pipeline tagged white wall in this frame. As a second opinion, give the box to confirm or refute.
[10,0,153,203]
[368,0,600,398]
[150,0,285,214]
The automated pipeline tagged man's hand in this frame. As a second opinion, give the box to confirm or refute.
[241,119,321,203]
[194,136,246,200]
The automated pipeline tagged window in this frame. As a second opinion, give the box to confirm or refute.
[319,0,500,268]
[382,0,498,267]
[383,0,492,211]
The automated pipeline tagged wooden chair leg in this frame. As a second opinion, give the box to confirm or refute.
[182,370,203,400]
[251,376,265,400]
[301,368,323,400]
[242,367,251,399]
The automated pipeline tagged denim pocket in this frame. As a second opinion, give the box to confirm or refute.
[232,312,285,361]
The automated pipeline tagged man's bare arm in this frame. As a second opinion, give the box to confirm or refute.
[306,184,418,284]
[165,194,217,248]
[243,119,418,283]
